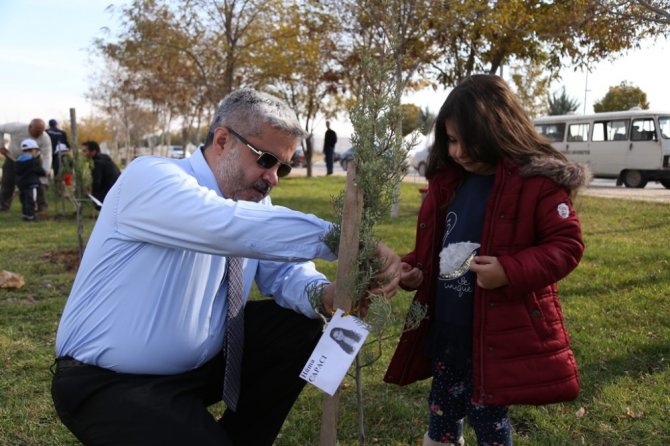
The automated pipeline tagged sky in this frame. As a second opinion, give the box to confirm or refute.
[1,1,669,137]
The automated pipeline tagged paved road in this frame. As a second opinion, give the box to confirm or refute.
[581,178,670,203]
[293,161,670,203]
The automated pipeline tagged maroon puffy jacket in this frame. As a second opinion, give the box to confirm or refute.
[384,157,587,406]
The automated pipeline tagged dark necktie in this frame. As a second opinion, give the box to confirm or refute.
[223,256,244,411]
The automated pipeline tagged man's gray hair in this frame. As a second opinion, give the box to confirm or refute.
[204,89,306,148]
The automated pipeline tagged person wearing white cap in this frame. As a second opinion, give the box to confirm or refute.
[0,119,52,212]
[46,119,70,175]
[15,139,47,221]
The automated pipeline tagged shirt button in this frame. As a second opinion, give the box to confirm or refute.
[489,302,496,308]
[531,310,542,319]
[416,262,423,269]
[487,346,495,352]
[419,222,426,229]
[499,212,505,219]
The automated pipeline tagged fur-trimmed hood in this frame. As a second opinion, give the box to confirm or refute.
[519,157,592,193]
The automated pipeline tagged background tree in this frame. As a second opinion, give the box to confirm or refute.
[419,106,436,135]
[593,81,650,112]
[72,115,114,150]
[86,59,158,163]
[94,0,290,150]
[548,86,581,115]
[88,0,667,161]
[427,0,665,88]
[332,0,436,105]
[261,1,343,177]
[608,0,670,26]
[510,58,551,118]
[399,103,422,136]
[98,1,200,148]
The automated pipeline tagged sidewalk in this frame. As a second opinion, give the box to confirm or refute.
[293,162,670,203]
[290,160,428,185]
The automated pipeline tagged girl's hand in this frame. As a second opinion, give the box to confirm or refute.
[469,256,509,290]
[399,262,423,290]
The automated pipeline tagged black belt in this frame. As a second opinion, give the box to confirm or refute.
[52,356,90,374]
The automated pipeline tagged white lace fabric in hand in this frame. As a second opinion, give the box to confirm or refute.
[439,242,480,280]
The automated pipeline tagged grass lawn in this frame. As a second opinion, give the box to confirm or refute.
[0,175,669,445]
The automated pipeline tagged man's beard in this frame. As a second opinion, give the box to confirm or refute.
[215,151,269,202]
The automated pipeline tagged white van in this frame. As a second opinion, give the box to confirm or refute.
[534,110,670,188]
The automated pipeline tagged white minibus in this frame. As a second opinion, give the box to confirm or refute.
[534,110,670,188]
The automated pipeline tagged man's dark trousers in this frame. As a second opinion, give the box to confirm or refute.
[51,300,323,445]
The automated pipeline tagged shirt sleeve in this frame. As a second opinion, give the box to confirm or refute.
[255,258,329,318]
[38,134,52,173]
[112,157,336,262]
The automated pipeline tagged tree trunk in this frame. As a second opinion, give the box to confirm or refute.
[305,133,314,178]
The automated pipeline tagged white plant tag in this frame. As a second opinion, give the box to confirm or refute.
[87,193,103,208]
[299,308,369,396]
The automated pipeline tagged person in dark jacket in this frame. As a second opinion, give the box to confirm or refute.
[15,139,47,221]
[46,119,70,175]
[385,74,588,446]
[82,141,121,209]
[323,121,337,175]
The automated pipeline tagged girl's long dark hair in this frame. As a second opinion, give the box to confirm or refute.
[329,327,362,354]
[426,74,566,178]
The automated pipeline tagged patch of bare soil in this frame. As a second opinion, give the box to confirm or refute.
[38,248,81,272]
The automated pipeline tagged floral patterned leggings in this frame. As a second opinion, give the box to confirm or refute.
[427,357,512,446]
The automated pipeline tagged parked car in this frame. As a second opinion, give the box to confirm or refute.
[168,145,185,159]
[291,147,306,167]
[340,145,414,173]
[409,146,429,176]
[408,131,433,176]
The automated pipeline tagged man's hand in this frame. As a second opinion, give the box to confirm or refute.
[0,147,9,157]
[323,242,401,318]
[399,261,423,290]
[319,283,336,317]
[469,256,509,290]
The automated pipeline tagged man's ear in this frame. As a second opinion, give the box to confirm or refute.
[214,127,229,154]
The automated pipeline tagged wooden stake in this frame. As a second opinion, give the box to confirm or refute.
[319,160,364,445]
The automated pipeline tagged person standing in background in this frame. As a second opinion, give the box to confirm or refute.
[45,119,70,176]
[323,120,337,175]
[15,139,47,221]
[0,119,52,212]
[81,141,120,209]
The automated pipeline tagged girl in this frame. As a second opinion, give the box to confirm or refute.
[384,74,588,446]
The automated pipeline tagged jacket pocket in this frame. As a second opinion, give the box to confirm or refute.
[525,291,554,340]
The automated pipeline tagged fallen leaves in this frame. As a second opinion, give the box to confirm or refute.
[0,270,24,289]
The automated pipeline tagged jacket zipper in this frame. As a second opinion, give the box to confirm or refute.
[477,163,505,403]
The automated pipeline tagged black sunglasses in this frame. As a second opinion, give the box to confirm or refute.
[226,127,292,177]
